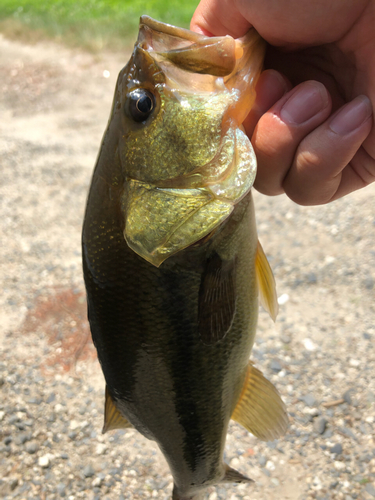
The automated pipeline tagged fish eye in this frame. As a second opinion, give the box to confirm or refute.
[128,89,155,123]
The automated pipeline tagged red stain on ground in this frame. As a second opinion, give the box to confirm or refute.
[22,287,97,374]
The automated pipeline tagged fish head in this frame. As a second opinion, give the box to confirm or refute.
[115,16,265,266]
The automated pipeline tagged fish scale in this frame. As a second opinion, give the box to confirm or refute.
[82,16,288,500]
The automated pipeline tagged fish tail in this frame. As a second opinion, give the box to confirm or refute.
[172,465,253,499]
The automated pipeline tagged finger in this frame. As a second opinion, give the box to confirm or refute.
[191,0,367,46]
[253,81,332,196]
[190,0,250,37]
[283,95,373,205]
[244,70,291,138]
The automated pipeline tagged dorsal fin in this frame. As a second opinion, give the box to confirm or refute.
[255,240,278,321]
[231,363,288,441]
[102,386,133,434]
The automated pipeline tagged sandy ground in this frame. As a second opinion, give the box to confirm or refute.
[0,34,374,500]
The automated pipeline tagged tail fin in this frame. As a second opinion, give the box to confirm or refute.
[172,465,253,499]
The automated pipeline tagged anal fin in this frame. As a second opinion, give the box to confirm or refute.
[103,386,133,434]
[231,363,288,441]
[255,240,278,321]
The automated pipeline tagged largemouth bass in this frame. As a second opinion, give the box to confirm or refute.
[82,16,288,500]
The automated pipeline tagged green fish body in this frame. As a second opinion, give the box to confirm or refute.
[82,17,288,500]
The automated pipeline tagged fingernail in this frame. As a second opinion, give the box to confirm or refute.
[253,70,289,113]
[280,82,328,125]
[329,95,372,135]
[264,69,290,95]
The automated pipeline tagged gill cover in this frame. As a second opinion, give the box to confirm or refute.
[120,16,265,266]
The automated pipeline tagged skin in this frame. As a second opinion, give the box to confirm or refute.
[191,0,375,205]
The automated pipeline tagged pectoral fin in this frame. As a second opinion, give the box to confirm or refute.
[102,387,133,434]
[199,252,236,345]
[255,240,278,321]
[232,363,288,441]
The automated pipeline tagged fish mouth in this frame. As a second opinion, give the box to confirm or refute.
[138,16,241,78]
[123,127,257,267]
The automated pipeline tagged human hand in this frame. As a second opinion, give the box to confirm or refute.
[191,0,375,205]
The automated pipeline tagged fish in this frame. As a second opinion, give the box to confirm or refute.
[82,16,288,500]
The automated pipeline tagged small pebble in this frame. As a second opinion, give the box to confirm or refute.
[46,393,56,404]
[56,482,67,497]
[363,276,374,290]
[27,396,42,404]
[306,272,317,284]
[330,443,343,455]
[313,417,327,435]
[301,394,317,407]
[26,441,39,454]
[340,427,357,440]
[302,338,317,351]
[9,478,18,491]
[266,460,275,471]
[258,455,267,467]
[270,359,282,372]
[38,455,51,468]
[277,293,289,305]
[83,464,95,478]
[343,390,353,405]
[280,334,291,344]
[15,432,31,445]
[92,476,103,487]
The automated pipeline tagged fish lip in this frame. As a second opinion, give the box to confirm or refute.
[137,16,238,78]
[140,16,205,43]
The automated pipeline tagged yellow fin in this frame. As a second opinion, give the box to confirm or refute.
[255,240,278,321]
[232,363,288,441]
[102,386,133,434]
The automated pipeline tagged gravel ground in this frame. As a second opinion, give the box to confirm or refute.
[0,34,374,500]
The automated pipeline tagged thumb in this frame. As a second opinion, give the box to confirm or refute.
[190,0,251,37]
